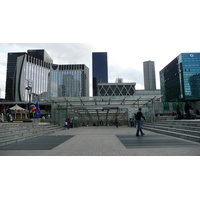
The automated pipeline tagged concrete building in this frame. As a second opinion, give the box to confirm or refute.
[143,60,156,90]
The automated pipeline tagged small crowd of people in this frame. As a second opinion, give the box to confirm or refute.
[64,118,74,129]
[176,103,200,119]
[0,106,13,123]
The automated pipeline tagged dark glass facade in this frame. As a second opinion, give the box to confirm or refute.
[160,53,200,102]
[6,52,26,100]
[92,52,108,96]
[27,49,53,63]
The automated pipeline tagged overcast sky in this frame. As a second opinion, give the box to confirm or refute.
[1,0,200,98]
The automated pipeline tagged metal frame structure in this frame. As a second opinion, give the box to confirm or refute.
[44,90,162,127]
[98,82,136,96]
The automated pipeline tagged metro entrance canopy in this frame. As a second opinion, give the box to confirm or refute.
[44,90,162,126]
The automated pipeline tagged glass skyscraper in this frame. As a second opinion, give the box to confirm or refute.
[5,49,89,102]
[160,53,200,102]
[49,64,89,98]
[92,52,108,96]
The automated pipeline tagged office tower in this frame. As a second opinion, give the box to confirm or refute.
[160,53,200,102]
[5,49,89,102]
[92,52,108,96]
[143,61,156,90]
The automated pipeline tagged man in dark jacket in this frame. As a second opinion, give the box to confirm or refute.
[135,108,146,136]
[184,102,191,119]
[6,107,12,122]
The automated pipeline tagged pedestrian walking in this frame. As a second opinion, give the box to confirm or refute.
[115,118,119,128]
[135,108,146,136]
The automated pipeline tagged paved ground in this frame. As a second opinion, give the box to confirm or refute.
[0,126,200,156]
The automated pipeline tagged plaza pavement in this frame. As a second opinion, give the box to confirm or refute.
[0,125,200,156]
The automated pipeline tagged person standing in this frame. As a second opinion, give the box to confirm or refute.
[176,104,181,119]
[64,118,70,129]
[6,106,12,122]
[135,108,146,136]
[0,106,5,122]
[184,102,191,119]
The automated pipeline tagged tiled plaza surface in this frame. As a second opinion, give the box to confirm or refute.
[0,126,200,156]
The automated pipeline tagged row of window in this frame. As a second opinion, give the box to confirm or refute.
[52,64,85,71]
[50,70,85,97]
[163,102,183,111]
[26,55,51,69]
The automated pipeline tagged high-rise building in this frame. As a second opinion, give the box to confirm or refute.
[143,61,156,90]
[160,53,200,102]
[5,49,89,102]
[92,52,108,96]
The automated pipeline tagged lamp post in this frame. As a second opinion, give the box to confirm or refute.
[25,86,32,119]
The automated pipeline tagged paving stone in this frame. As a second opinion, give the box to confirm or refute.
[0,126,199,156]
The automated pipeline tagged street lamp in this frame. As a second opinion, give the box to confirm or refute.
[25,86,32,119]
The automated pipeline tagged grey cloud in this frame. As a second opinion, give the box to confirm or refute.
[44,43,94,66]
[2,43,94,66]
[108,64,144,86]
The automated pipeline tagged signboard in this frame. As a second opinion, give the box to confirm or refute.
[28,80,33,90]
[25,80,33,91]
[102,107,119,110]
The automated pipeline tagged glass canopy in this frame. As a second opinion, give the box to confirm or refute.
[44,90,162,127]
